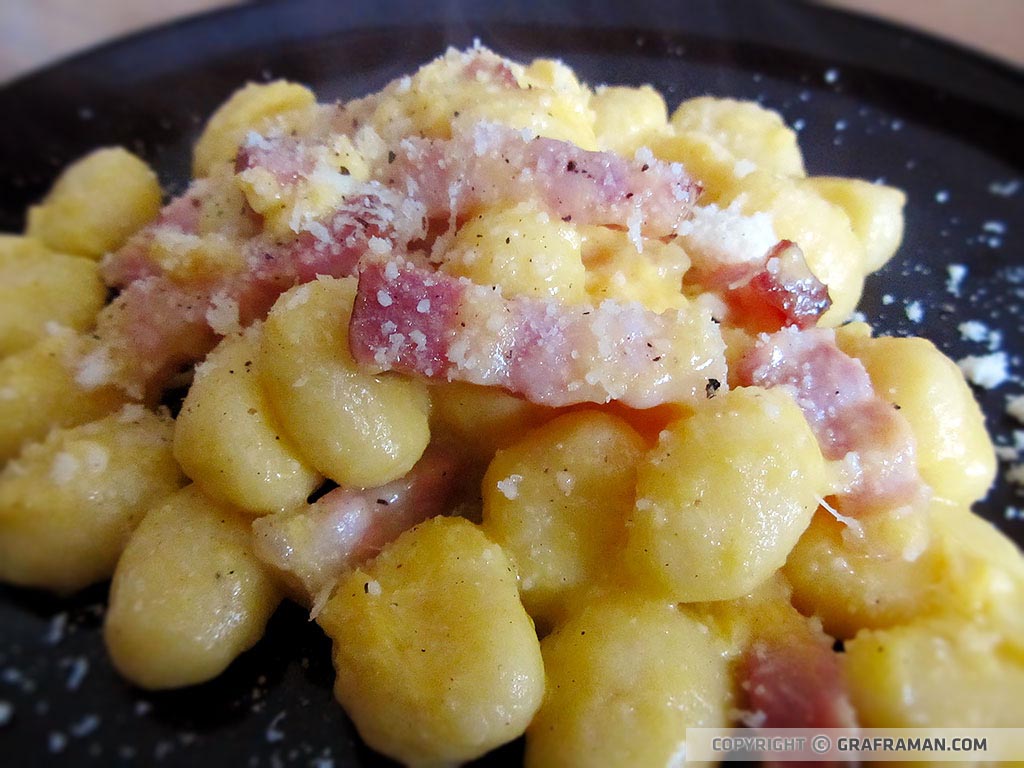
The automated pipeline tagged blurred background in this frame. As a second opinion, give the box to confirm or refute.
[0,0,1021,83]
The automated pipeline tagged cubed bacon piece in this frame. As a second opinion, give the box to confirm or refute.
[349,260,725,409]
[724,241,831,332]
[735,327,923,514]
[740,632,857,768]
[234,133,312,181]
[88,185,425,398]
[382,123,700,239]
[462,51,520,87]
[101,181,210,288]
[83,277,218,401]
[251,448,459,614]
[741,635,857,730]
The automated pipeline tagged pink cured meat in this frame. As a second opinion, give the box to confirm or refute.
[722,240,831,332]
[251,448,459,610]
[89,187,423,398]
[740,633,857,768]
[101,182,209,288]
[234,134,313,181]
[349,259,725,409]
[89,277,218,400]
[380,123,700,236]
[742,637,857,729]
[735,327,922,514]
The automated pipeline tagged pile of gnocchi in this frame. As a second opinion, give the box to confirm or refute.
[1,46,1022,766]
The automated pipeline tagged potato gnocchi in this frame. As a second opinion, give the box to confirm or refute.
[0,45,1020,766]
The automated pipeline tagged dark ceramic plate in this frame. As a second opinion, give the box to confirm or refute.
[0,0,1022,765]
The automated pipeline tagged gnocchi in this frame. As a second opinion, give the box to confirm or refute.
[26,147,162,258]
[104,485,282,689]
[0,45,1019,766]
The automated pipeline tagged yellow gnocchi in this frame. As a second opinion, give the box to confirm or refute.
[526,595,732,768]
[442,202,586,301]
[592,85,669,154]
[0,45,1018,764]
[0,236,106,357]
[0,406,183,593]
[0,331,126,463]
[258,277,431,488]
[193,80,316,176]
[670,95,805,176]
[627,387,828,601]
[26,147,162,258]
[104,485,282,689]
[805,176,906,272]
[174,326,321,515]
[481,410,645,627]
[319,517,544,766]
[844,617,1024,727]
[837,325,996,506]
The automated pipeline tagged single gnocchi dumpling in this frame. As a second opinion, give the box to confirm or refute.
[452,57,598,150]
[367,49,596,149]
[652,129,743,199]
[257,277,431,488]
[0,330,127,463]
[836,324,996,506]
[805,176,906,272]
[0,406,184,593]
[784,506,946,638]
[581,226,690,313]
[481,410,646,628]
[104,485,282,689]
[844,616,1024,727]
[670,96,806,176]
[318,516,544,766]
[26,147,162,258]
[429,380,554,460]
[526,594,733,768]
[193,80,316,176]
[0,236,106,357]
[442,202,587,302]
[627,386,828,602]
[787,497,1024,640]
[174,325,321,515]
[591,84,669,155]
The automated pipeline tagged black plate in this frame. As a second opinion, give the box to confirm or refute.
[1,1,1022,765]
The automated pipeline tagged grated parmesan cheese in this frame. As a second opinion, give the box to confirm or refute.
[957,352,1009,389]
[1006,395,1024,424]
[206,291,241,336]
[50,452,80,486]
[496,474,523,500]
[675,200,776,269]
[75,346,113,389]
[945,263,967,296]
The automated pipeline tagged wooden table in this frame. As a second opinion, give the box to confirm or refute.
[1,0,1020,84]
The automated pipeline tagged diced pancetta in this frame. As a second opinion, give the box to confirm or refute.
[251,448,459,613]
[740,631,857,768]
[234,133,313,182]
[734,327,923,514]
[88,184,426,398]
[719,241,831,332]
[349,259,725,409]
[380,123,700,240]
[741,634,857,730]
[101,181,209,287]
